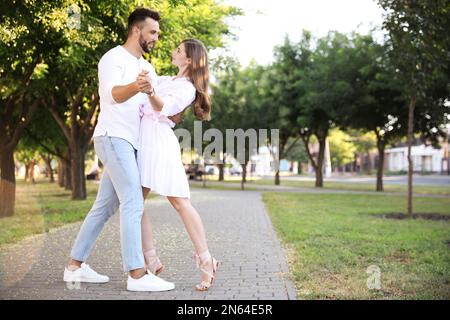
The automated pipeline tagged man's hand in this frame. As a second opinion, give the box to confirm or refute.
[168,111,184,125]
[136,70,153,95]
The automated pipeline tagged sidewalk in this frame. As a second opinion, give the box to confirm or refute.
[0,189,296,300]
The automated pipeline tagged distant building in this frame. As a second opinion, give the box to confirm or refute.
[251,146,273,175]
[305,139,332,177]
[385,144,446,173]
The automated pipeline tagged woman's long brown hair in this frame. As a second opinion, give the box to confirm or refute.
[182,39,211,121]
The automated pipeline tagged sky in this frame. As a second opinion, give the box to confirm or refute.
[213,0,387,66]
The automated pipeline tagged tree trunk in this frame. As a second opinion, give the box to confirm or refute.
[376,140,385,192]
[315,136,326,187]
[406,95,416,218]
[0,149,16,217]
[70,146,86,200]
[64,158,72,190]
[217,163,224,181]
[241,162,247,190]
[315,165,324,187]
[202,167,207,188]
[57,159,64,187]
[300,133,321,186]
[0,92,40,218]
[24,163,30,182]
[275,170,280,185]
[29,160,36,184]
[366,151,372,175]
[44,156,54,183]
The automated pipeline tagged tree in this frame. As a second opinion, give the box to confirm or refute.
[283,137,308,174]
[328,128,357,172]
[348,130,377,175]
[0,0,71,217]
[234,64,269,188]
[338,33,407,191]
[23,108,70,186]
[209,58,242,181]
[297,32,355,187]
[14,144,39,184]
[378,0,450,216]
[151,0,242,74]
[264,33,312,185]
[211,62,265,189]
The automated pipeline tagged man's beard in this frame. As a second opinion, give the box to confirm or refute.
[139,35,154,53]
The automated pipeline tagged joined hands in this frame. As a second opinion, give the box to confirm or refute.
[136,70,184,124]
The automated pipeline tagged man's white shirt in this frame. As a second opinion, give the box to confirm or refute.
[93,45,157,149]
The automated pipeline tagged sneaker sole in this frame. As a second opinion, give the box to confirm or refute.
[63,276,109,283]
[126,284,175,292]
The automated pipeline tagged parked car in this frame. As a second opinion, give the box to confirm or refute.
[204,165,218,175]
[185,164,204,180]
[229,166,242,176]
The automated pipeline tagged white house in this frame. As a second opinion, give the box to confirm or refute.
[250,146,276,176]
[385,145,444,172]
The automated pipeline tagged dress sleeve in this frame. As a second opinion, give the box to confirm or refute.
[159,82,196,117]
[154,75,170,87]
[98,52,123,104]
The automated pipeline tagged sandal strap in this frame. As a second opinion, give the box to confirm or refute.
[197,281,212,289]
[148,257,160,267]
[145,255,162,274]
[194,253,217,282]
[199,267,215,280]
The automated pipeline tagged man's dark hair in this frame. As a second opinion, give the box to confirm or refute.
[128,8,160,34]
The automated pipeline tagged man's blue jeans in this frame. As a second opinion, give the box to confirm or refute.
[70,136,145,272]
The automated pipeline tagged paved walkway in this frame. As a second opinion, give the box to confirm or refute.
[0,189,296,300]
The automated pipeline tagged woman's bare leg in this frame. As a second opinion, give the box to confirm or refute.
[167,196,215,285]
[141,187,155,253]
[167,197,208,254]
[140,187,164,275]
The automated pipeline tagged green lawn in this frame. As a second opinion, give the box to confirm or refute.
[199,175,450,196]
[254,179,450,196]
[262,192,450,299]
[0,179,156,245]
[0,180,98,245]
[194,177,450,196]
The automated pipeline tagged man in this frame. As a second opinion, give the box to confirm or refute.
[63,8,175,292]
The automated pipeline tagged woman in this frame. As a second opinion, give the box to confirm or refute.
[136,39,219,291]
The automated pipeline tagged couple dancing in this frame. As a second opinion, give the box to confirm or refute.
[63,8,219,292]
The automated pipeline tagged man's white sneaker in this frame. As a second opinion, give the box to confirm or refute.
[127,272,175,292]
[63,263,109,283]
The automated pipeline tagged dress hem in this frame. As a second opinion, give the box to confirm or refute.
[141,184,190,199]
